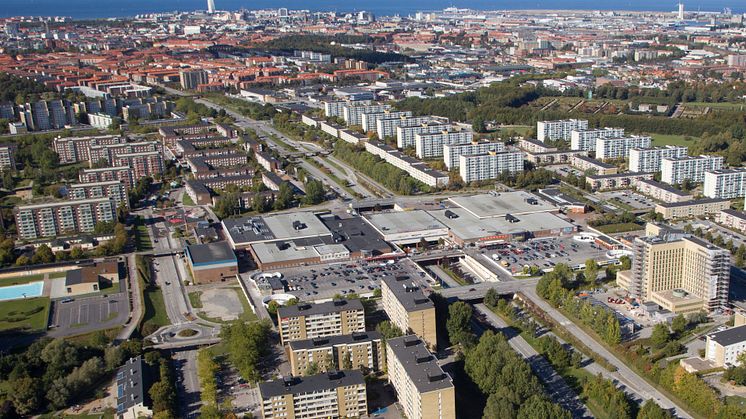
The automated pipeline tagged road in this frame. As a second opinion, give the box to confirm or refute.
[521,287,692,419]
[172,349,202,419]
[475,304,592,418]
[117,253,143,341]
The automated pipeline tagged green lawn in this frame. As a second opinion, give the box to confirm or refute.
[498,125,532,136]
[182,193,195,206]
[140,285,170,336]
[0,273,45,286]
[233,287,258,323]
[188,291,203,308]
[134,217,153,251]
[0,297,50,332]
[595,223,644,234]
[684,101,746,111]
[651,133,697,147]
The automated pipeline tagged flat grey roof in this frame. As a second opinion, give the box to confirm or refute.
[708,324,746,347]
[365,210,447,236]
[387,335,453,393]
[251,238,347,265]
[448,192,557,219]
[382,276,434,312]
[288,331,382,351]
[429,207,574,241]
[186,241,236,265]
[259,370,365,399]
[657,198,730,208]
[277,299,364,318]
[224,212,331,246]
[637,179,691,196]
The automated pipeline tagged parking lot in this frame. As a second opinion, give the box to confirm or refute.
[49,292,129,337]
[479,236,612,275]
[274,258,434,302]
[598,191,656,212]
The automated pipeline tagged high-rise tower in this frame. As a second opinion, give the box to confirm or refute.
[207,0,216,13]
[677,3,685,20]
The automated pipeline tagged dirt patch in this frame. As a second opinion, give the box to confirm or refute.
[200,288,243,321]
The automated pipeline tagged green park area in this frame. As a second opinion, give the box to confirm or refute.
[0,297,50,332]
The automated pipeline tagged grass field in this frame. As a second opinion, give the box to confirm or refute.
[140,284,169,336]
[188,291,203,308]
[0,297,50,332]
[651,133,697,147]
[233,287,258,323]
[182,193,195,206]
[595,223,644,234]
[684,101,746,111]
[134,217,153,251]
[0,273,45,286]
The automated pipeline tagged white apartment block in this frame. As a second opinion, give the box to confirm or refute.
[343,104,390,126]
[459,151,525,183]
[636,179,693,203]
[629,146,689,173]
[704,169,746,199]
[570,127,625,151]
[717,209,746,234]
[364,141,449,187]
[443,141,505,169]
[397,122,448,149]
[376,116,431,139]
[415,129,473,159]
[706,325,746,368]
[661,155,724,185]
[323,99,371,118]
[537,119,588,142]
[361,110,412,134]
[595,136,652,160]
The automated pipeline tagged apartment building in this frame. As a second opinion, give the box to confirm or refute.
[636,179,693,203]
[187,153,249,174]
[179,69,208,89]
[18,99,75,131]
[706,325,746,367]
[717,209,746,234]
[570,127,625,151]
[14,197,118,240]
[661,155,724,185]
[113,151,163,179]
[277,299,365,346]
[338,128,366,145]
[89,141,161,165]
[571,155,618,175]
[376,115,432,139]
[415,129,473,159]
[259,370,368,419]
[343,104,390,126]
[361,110,412,134]
[54,135,125,164]
[443,141,505,169]
[67,180,129,208]
[396,122,448,149]
[518,138,556,153]
[364,141,449,187]
[585,172,655,191]
[287,331,385,376]
[654,198,731,220]
[79,166,134,190]
[537,119,588,142]
[617,235,730,313]
[381,276,437,350]
[459,151,525,183]
[704,169,746,199]
[256,151,280,173]
[595,136,651,160]
[628,145,688,173]
[386,335,455,419]
[323,99,371,118]
[0,144,16,171]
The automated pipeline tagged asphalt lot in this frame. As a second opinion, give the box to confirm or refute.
[49,292,129,336]
[479,236,611,275]
[598,191,656,212]
[273,258,433,302]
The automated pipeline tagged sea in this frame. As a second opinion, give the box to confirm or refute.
[0,0,743,19]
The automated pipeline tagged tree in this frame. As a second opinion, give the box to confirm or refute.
[483,392,517,419]
[273,182,295,210]
[375,320,403,341]
[650,323,671,349]
[584,259,599,283]
[446,301,475,348]
[516,395,571,419]
[484,288,499,308]
[305,362,319,376]
[303,179,325,205]
[671,314,688,336]
[31,244,54,264]
[10,377,41,415]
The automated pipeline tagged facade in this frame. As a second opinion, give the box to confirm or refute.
[361,110,412,134]
[636,179,693,203]
[629,146,688,173]
[443,141,505,169]
[79,166,134,190]
[654,198,731,220]
[179,69,209,89]
[570,127,625,151]
[364,141,449,187]
[64,261,119,296]
[185,241,238,284]
[571,155,618,175]
[0,144,16,171]
[67,180,129,209]
[386,335,455,419]
[113,151,164,179]
[706,325,746,367]
[661,155,724,185]
[619,235,730,313]
[537,119,588,142]
[376,115,431,139]
[259,371,368,419]
[287,331,385,376]
[459,151,525,182]
[54,135,125,164]
[414,129,472,159]
[717,209,746,234]
[704,169,746,199]
[396,122,448,149]
[381,276,437,350]
[342,104,390,126]
[277,299,365,346]
[585,172,655,191]
[323,99,371,118]
[14,197,117,240]
[595,136,651,160]
[89,141,161,166]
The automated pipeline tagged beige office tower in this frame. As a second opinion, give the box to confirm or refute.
[386,335,455,419]
[381,276,437,350]
[277,299,365,346]
[618,236,730,313]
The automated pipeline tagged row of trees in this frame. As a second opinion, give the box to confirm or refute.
[537,264,622,345]
[256,34,411,64]
[147,352,178,418]
[333,141,430,195]
[221,320,272,382]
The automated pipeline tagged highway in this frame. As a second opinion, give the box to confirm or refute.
[475,304,592,418]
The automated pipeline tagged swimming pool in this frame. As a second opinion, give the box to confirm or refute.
[0,281,43,301]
